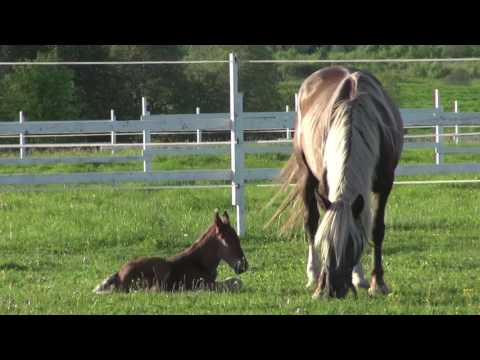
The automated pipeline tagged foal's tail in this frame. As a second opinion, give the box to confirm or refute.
[93,273,120,294]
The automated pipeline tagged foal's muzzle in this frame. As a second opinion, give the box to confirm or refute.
[234,257,248,274]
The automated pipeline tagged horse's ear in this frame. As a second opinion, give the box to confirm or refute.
[318,194,332,211]
[214,209,223,229]
[222,211,230,225]
[352,195,364,219]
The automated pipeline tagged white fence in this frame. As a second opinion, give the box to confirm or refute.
[2,53,480,235]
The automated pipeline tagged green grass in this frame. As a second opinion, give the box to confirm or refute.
[0,182,479,314]
[2,145,480,176]
[398,79,480,111]
[0,150,291,175]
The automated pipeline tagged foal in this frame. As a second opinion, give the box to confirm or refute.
[94,210,248,294]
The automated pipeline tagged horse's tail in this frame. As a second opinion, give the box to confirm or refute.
[264,149,304,233]
[263,91,306,234]
[315,198,366,273]
[93,273,121,294]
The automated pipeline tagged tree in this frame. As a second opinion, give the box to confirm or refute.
[184,45,282,112]
[0,48,82,121]
[107,45,190,118]
[0,45,48,61]
[54,45,121,119]
[0,45,50,79]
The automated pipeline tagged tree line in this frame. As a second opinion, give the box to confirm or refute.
[0,45,478,121]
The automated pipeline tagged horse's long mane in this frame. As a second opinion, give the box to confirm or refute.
[267,67,402,266]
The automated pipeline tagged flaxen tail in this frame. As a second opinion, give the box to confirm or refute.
[264,153,304,234]
[93,273,120,294]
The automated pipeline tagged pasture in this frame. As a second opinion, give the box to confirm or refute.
[0,149,479,315]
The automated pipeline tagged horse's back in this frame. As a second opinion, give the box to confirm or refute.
[297,66,403,181]
[299,67,349,113]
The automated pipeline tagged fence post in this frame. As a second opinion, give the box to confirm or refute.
[229,53,245,236]
[434,89,444,165]
[196,107,202,144]
[111,109,116,155]
[286,105,292,140]
[142,97,152,172]
[19,111,26,159]
[454,100,459,145]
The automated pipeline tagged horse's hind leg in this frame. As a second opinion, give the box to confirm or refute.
[368,186,393,296]
[301,170,321,290]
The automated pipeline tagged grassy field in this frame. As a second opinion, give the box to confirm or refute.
[0,180,479,315]
[0,146,480,314]
[398,78,480,111]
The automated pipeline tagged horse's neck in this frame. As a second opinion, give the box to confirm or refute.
[176,226,221,273]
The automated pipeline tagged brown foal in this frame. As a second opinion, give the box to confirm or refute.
[94,210,248,294]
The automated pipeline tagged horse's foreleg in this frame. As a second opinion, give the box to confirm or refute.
[352,263,369,289]
[213,277,243,293]
[368,188,392,296]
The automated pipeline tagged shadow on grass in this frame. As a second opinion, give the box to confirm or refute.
[0,262,28,271]
[383,242,427,256]
[389,221,458,232]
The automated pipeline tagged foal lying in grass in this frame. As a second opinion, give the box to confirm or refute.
[94,210,248,294]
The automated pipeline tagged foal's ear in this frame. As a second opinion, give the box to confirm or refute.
[222,211,230,225]
[214,209,223,229]
[318,194,332,211]
[351,195,364,219]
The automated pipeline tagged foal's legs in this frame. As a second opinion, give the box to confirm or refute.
[368,187,392,296]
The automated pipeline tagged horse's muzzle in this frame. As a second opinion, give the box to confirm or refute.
[235,257,248,274]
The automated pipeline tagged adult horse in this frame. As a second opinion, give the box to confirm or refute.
[271,66,404,299]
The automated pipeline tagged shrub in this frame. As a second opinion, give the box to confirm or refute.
[444,68,471,85]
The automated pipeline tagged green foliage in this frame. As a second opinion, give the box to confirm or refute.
[444,68,471,85]
[0,48,81,120]
[54,45,123,119]
[108,45,191,117]
[184,45,282,112]
[1,45,480,120]
[375,72,402,105]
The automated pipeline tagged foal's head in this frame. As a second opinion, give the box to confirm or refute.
[213,210,248,274]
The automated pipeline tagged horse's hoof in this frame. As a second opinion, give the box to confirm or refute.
[305,279,318,290]
[353,280,370,290]
[312,285,326,300]
[368,283,390,296]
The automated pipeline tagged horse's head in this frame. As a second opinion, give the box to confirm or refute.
[316,194,366,299]
[213,210,248,275]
